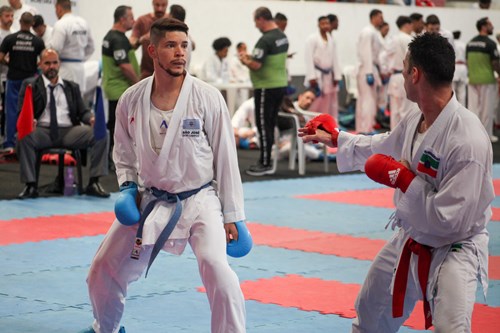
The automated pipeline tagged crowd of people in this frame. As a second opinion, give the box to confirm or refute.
[0,0,497,188]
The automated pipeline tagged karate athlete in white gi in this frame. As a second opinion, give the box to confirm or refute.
[49,0,94,96]
[355,9,385,134]
[383,16,418,130]
[81,18,246,333]
[304,16,342,120]
[299,33,492,333]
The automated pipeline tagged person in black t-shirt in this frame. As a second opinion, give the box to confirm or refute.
[0,12,44,151]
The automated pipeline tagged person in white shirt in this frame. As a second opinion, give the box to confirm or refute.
[424,14,454,48]
[48,0,95,96]
[32,14,53,46]
[229,42,250,84]
[202,37,231,83]
[232,97,258,149]
[356,9,385,133]
[8,0,36,32]
[304,16,342,120]
[382,15,418,129]
[452,30,468,106]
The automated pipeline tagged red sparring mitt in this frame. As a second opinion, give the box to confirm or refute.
[365,154,415,193]
[304,114,339,145]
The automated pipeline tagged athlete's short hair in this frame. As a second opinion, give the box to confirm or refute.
[150,18,189,46]
[407,33,455,87]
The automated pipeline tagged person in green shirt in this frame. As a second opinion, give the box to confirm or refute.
[102,5,139,151]
[466,17,500,142]
[240,6,288,176]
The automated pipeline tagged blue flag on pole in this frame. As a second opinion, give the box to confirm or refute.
[93,86,107,141]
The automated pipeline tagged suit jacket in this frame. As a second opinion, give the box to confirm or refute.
[18,75,92,126]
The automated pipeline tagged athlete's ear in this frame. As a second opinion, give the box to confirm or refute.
[148,43,157,59]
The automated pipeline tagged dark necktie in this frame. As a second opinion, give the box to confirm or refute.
[49,85,58,141]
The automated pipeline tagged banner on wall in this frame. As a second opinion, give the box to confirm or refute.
[25,0,79,26]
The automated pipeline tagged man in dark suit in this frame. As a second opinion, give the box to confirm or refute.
[17,48,109,199]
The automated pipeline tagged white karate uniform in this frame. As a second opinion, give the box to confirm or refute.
[202,53,230,84]
[232,97,256,137]
[356,24,384,133]
[304,32,342,119]
[453,39,468,106]
[48,12,95,95]
[87,73,246,333]
[337,95,492,332]
[383,31,418,129]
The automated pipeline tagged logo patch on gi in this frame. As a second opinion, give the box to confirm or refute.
[417,149,440,178]
[182,118,201,137]
[113,49,127,61]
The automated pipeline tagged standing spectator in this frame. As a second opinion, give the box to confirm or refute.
[17,49,110,199]
[0,12,44,152]
[452,30,468,106]
[8,0,36,32]
[102,5,139,158]
[0,5,13,142]
[355,9,384,133]
[49,0,95,97]
[424,14,454,48]
[383,15,418,129]
[130,0,169,79]
[304,16,342,120]
[327,13,339,33]
[32,14,53,45]
[169,4,195,69]
[466,17,500,143]
[274,12,288,32]
[409,12,424,37]
[201,37,231,83]
[240,7,289,176]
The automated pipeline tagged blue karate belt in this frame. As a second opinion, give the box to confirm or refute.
[314,64,332,75]
[132,182,211,277]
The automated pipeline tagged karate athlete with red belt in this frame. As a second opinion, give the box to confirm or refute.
[79,18,250,333]
[299,33,493,333]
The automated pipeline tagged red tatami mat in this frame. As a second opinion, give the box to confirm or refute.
[298,188,500,222]
[247,223,500,280]
[297,188,395,208]
[203,274,499,332]
[247,222,386,261]
[0,212,115,245]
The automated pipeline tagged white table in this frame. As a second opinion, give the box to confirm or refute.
[210,81,253,116]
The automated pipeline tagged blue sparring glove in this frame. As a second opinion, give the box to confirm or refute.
[114,181,140,226]
[366,74,375,86]
[226,221,253,258]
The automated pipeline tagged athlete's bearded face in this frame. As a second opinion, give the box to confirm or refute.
[150,31,188,78]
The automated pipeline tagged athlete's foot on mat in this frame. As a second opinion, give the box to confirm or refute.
[246,163,274,176]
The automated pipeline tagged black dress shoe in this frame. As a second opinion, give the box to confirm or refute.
[18,184,39,199]
[85,182,110,198]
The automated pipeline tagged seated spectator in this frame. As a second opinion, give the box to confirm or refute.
[278,90,332,161]
[229,42,250,83]
[202,37,231,83]
[32,14,53,44]
[231,97,258,149]
[16,49,109,199]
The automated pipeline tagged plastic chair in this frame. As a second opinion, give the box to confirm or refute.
[273,111,329,175]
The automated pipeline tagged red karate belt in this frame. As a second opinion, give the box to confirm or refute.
[392,238,433,329]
